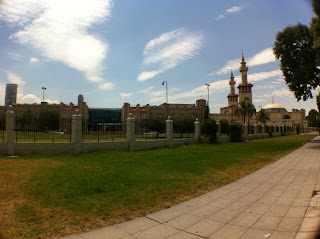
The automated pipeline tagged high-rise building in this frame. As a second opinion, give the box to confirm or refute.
[78,94,84,106]
[5,84,18,106]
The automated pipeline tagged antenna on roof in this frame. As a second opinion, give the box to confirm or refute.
[272,96,274,104]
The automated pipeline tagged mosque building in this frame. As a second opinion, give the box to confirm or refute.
[210,54,307,131]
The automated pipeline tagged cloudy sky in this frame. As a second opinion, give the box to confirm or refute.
[0,0,318,114]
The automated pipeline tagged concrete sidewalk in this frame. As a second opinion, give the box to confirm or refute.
[60,136,320,239]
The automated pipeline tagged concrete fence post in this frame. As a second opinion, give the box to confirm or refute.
[126,113,136,142]
[216,120,221,142]
[6,106,15,156]
[244,122,248,139]
[254,123,257,136]
[72,109,82,154]
[166,116,173,147]
[194,118,201,141]
[274,123,276,134]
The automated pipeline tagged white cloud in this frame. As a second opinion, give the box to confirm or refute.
[216,5,242,21]
[17,93,60,104]
[120,92,133,98]
[99,82,115,90]
[1,0,113,86]
[244,69,283,83]
[8,51,23,60]
[7,72,25,85]
[210,48,277,75]
[138,70,163,82]
[216,14,225,21]
[138,28,204,81]
[29,57,39,63]
[272,89,294,97]
[247,48,276,67]
[226,6,242,13]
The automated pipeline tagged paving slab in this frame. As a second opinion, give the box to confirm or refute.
[58,136,320,239]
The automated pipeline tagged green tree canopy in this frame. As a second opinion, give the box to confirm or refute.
[235,101,256,124]
[173,117,194,138]
[306,109,319,127]
[256,109,270,124]
[140,117,165,139]
[273,0,320,102]
[273,23,320,101]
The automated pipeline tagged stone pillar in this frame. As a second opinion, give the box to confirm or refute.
[6,106,15,156]
[273,123,276,134]
[244,122,248,139]
[166,116,173,147]
[72,109,82,154]
[216,120,221,143]
[194,118,201,141]
[126,113,136,142]
[254,123,257,136]
[262,123,265,137]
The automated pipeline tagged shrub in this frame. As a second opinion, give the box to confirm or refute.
[220,119,230,134]
[201,119,218,143]
[229,123,242,142]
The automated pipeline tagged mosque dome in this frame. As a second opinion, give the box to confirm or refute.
[198,97,205,100]
[262,103,287,112]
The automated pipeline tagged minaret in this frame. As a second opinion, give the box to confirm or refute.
[227,70,239,107]
[237,53,253,103]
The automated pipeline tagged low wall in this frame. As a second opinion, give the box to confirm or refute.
[0,132,296,155]
[0,138,199,155]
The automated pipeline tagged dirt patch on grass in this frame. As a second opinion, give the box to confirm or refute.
[0,159,65,239]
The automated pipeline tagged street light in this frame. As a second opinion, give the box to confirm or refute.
[162,81,168,104]
[42,87,47,102]
[205,83,210,119]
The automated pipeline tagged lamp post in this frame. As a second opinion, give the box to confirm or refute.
[162,81,168,104]
[205,83,210,119]
[42,87,47,102]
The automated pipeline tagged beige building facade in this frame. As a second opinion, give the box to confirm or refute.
[122,98,208,123]
[0,97,89,132]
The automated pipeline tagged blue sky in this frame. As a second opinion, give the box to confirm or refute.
[0,0,318,114]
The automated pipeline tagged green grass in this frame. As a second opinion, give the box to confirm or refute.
[0,134,315,239]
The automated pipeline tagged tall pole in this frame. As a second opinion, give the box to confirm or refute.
[42,87,47,102]
[162,81,168,104]
[206,83,210,119]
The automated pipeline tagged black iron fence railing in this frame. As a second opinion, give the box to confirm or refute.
[0,114,5,142]
[83,122,126,142]
[14,116,72,142]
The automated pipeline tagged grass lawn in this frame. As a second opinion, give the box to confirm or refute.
[0,134,315,239]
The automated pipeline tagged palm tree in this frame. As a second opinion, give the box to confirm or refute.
[256,109,270,124]
[235,101,256,125]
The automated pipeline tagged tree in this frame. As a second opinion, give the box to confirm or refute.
[311,0,320,64]
[229,122,242,142]
[219,119,230,134]
[273,0,320,102]
[173,117,194,138]
[273,23,320,101]
[235,101,256,125]
[201,119,218,143]
[306,109,319,127]
[256,109,270,124]
[141,117,165,139]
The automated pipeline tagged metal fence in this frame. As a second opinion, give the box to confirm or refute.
[135,120,166,141]
[0,114,5,142]
[83,122,126,142]
[14,115,72,142]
